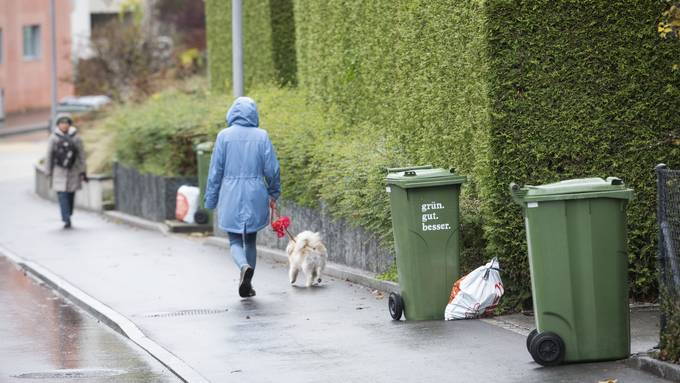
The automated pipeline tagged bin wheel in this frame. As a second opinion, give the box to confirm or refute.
[529,332,565,367]
[388,292,403,320]
[526,329,538,352]
[194,209,209,225]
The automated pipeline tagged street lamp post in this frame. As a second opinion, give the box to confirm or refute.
[232,0,244,98]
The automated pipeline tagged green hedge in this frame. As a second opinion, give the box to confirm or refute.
[484,0,680,302]
[205,0,231,93]
[270,0,297,86]
[199,1,680,307]
[660,291,680,363]
[291,0,680,303]
[292,0,509,297]
[205,0,296,92]
[111,87,227,176]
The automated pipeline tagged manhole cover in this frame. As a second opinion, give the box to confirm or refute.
[141,308,229,318]
[13,368,126,379]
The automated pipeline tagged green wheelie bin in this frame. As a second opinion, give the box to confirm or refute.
[510,177,633,366]
[386,166,466,320]
[194,142,214,225]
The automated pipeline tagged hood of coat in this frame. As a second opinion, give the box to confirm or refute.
[53,113,76,134]
[54,112,73,126]
[55,126,78,137]
[226,97,259,128]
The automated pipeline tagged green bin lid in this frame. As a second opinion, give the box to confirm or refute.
[510,177,633,203]
[196,141,213,153]
[386,167,466,189]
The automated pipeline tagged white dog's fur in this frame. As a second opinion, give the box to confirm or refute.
[286,231,327,287]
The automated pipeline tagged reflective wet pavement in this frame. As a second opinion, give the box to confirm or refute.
[0,257,180,383]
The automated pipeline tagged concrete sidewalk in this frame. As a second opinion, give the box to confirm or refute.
[0,142,671,383]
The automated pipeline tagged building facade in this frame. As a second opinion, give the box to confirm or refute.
[0,0,73,114]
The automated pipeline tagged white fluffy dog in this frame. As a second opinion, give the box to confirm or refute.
[286,231,327,287]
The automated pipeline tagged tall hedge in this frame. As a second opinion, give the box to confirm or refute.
[484,0,680,301]
[205,0,231,93]
[270,0,297,86]
[202,1,680,304]
[205,0,296,92]
[293,0,493,278]
[292,0,680,302]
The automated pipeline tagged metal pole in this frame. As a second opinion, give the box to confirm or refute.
[49,0,58,130]
[656,163,669,338]
[232,0,244,97]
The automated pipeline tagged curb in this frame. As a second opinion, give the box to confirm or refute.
[204,236,400,294]
[103,211,169,234]
[0,123,48,138]
[480,317,532,337]
[103,211,212,235]
[626,353,680,382]
[0,245,209,383]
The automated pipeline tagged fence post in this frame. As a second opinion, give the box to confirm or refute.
[656,163,668,337]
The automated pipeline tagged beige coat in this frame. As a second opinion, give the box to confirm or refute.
[46,126,87,192]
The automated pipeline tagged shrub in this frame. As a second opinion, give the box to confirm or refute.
[660,292,680,363]
[75,7,175,99]
[111,86,227,176]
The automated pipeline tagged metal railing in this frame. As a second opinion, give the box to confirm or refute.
[656,164,680,333]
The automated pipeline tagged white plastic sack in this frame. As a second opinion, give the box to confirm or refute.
[444,257,504,320]
[176,185,200,224]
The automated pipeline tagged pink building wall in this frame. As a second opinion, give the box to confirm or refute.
[0,0,74,114]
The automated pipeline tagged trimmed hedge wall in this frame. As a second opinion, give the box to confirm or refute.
[484,0,680,301]
[292,0,492,278]
[201,1,680,306]
[205,0,296,92]
[205,0,231,93]
[291,0,680,303]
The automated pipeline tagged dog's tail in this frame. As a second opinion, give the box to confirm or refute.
[293,231,320,254]
[293,237,308,254]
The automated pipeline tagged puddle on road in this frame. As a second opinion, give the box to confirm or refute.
[13,368,127,379]
[0,257,179,382]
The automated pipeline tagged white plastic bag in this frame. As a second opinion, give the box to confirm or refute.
[444,257,504,320]
[176,185,200,224]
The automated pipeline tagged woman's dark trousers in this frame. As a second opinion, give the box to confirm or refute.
[57,192,75,223]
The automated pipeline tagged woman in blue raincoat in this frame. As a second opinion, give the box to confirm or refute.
[204,97,281,298]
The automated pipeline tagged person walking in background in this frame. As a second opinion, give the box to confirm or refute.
[204,97,281,298]
[45,114,88,229]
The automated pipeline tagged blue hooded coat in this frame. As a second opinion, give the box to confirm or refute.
[204,97,281,233]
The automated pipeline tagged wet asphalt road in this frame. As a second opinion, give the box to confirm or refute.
[0,257,180,383]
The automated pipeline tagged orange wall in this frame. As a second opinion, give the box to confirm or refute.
[0,0,73,114]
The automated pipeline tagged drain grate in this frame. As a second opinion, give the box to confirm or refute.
[13,368,126,379]
[140,308,229,318]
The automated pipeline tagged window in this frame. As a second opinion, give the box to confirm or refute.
[23,25,40,59]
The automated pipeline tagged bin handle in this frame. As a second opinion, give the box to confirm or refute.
[509,182,526,206]
[386,165,433,173]
[606,176,623,186]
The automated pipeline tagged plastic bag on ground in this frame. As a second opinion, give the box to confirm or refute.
[176,185,200,224]
[444,257,504,320]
